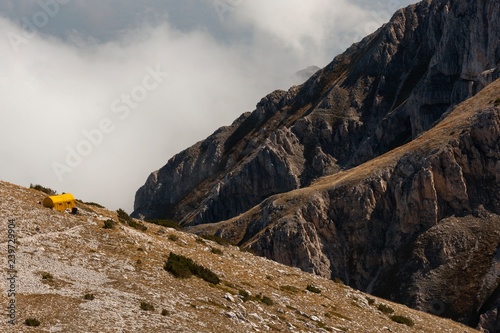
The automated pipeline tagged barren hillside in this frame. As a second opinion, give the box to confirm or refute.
[0,181,477,332]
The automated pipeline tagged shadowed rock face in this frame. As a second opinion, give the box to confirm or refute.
[189,80,500,328]
[133,0,500,328]
[133,0,500,226]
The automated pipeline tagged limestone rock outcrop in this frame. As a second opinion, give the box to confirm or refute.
[190,81,500,327]
[133,0,500,328]
[134,0,500,228]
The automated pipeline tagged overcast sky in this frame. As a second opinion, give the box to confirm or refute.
[0,0,416,212]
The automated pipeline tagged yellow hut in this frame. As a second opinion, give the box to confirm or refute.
[43,193,76,212]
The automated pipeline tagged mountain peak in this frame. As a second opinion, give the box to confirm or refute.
[132,0,500,329]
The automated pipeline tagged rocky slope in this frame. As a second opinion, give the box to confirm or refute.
[190,77,500,329]
[0,181,477,332]
[133,0,500,226]
[132,0,500,329]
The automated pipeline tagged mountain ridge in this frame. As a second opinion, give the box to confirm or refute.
[132,0,500,329]
[133,0,500,226]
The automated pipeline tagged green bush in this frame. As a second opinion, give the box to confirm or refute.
[84,293,95,300]
[117,208,147,231]
[168,234,179,241]
[25,318,40,327]
[146,219,183,230]
[103,219,115,229]
[128,220,147,231]
[190,262,221,284]
[140,301,155,311]
[306,284,321,294]
[261,295,273,306]
[164,253,193,279]
[201,234,232,246]
[239,290,251,302]
[30,183,57,195]
[390,315,415,327]
[164,253,220,284]
[211,247,223,255]
[77,200,104,208]
[378,304,394,314]
[117,208,130,220]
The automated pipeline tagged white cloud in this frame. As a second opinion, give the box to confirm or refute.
[0,18,282,211]
[0,0,417,212]
[233,0,368,61]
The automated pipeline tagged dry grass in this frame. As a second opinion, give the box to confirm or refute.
[0,180,478,332]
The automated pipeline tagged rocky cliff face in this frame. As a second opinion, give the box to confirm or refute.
[190,79,500,328]
[133,0,500,329]
[134,0,500,227]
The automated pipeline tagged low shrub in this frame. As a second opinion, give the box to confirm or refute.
[164,253,193,279]
[201,234,232,246]
[117,208,131,223]
[306,284,321,294]
[41,272,53,280]
[117,208,147,231]
[146,219,183,230]
[378,303,394,314]
[211,247,223,255]
[30,183,57,195]
[168,234,179,241]
[261,295,274,306]
[494,97,500,106]
[164,253,220,284]
[25,318,40,327]
[128,220,147,231]
[103,219,115,229]
[191,263,221,285]
[366,297,375,305]
[77,200,104,208]
[239,290,251,302]
[161,309,170,316]
[84,293,95,300]
[390,315,415,327]
[140,301,155,311]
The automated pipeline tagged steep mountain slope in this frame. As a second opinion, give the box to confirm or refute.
[131,0,500,329]
[0,181,477,332]
[190,76,500,328]
[133,0,500,226]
